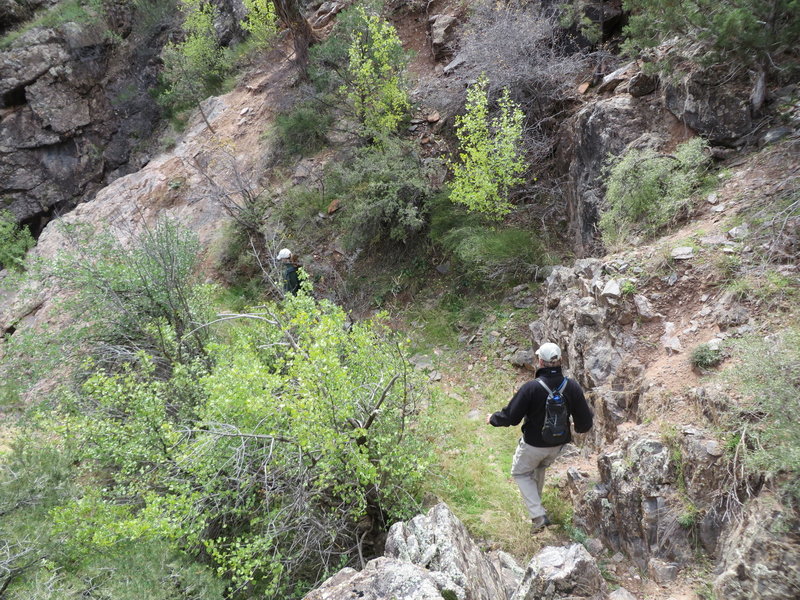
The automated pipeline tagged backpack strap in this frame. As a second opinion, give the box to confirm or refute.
[536,377,568,396]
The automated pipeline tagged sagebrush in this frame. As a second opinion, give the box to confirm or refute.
[600,137,711,246]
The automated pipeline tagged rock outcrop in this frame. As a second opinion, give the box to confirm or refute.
[303,557,463,600]
[569,427,732,571]
[385,502,516,600]
[0,0,247,231]
[304,503,618,600]
[0,9,168,230]
[664,67,753,146]
[511,543,606,600]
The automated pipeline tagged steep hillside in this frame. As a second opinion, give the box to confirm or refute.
[1,1,798,599]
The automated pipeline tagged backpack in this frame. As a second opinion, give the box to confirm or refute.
[537,377,570,445]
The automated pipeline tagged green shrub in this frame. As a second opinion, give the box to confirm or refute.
[157,0,229,115]
[600,137,710,247]
[724,327,800,500]
[323,136,437,248]
[448,76,525,219]
[441,226,547,283]
[51,293,434,599]
[0,210,35,271]
[240,0,277,48]
[274,102,333,156]
[47,217,213,367]
[429,196,549,283]
[691,343,723,370]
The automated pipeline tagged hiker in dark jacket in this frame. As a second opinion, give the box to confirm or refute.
[486,342,593,532]
[277,248,301,296]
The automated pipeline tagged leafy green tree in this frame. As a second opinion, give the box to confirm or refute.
[448,76,525,220]
[47,292,433,599]
[622,1,800,109]
[344,7,410,134]
[241,0,278,47]
[0,210,34,271]
[158,0,228,122]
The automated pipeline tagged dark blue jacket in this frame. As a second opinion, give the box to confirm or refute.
[489,366,593,447]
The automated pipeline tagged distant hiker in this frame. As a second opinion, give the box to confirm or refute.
[277,248,301,296]
[486,342,593,533]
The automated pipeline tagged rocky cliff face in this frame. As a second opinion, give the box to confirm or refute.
[0,0,250,233]
[556,59,794,258]
[1,3,168,231]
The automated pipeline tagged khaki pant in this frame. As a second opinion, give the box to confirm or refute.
[510,439,563,519]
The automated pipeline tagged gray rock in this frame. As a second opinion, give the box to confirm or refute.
[715,306,749,330]
[444,54,466,75]
[664,68,753,145]
[429,14,457,60]
[597,62,636,94]
[27,75,92,134]
[727,224,750,240]
[633,294,657,321]
[512,544,606,600]
[762,126,793,145]
[648,558,679,583]
[302,557,461,600]
[601,279,622,299]
[409,354,434,371]
[628,71,658,97]
[671,246,695,260]
[608,587,639,600]
[386,503,511,600]
[660,322,682,353]
[584,538,605,557]
[311,1,344,28]
[489,550,525,600]
[509,349,536,370]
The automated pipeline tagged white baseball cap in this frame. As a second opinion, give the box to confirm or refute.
[535,342,561,361]
[277,248,292,260]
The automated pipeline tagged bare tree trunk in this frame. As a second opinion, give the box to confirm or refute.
[272,0,315,76]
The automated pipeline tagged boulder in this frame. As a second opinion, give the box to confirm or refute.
[670,246,695,260]
[664,68,752,146]
[429,14,457,60]
[302,557,462,600]
[596,62,636,94]
[509,349,536,370]
[648,557,679,583]
[386,503,514,600]
[511,543,606,600]
[628,72,658,97]
[633,294,658,321]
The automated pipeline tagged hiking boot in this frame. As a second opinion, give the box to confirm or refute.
[530,515,551,534]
